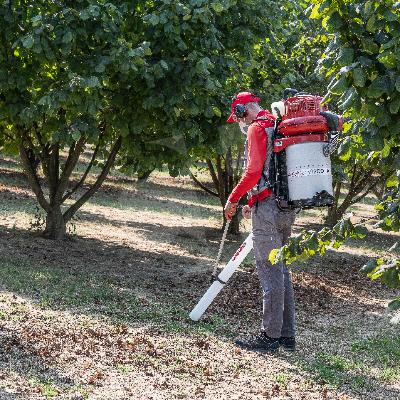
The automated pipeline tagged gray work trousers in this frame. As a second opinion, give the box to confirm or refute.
[251,195,296,338]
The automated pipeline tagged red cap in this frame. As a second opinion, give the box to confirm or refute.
[227,92,260,122]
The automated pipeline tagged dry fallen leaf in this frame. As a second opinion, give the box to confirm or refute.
[195,386,205,395]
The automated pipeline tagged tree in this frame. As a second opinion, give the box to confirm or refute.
[0,0,303,239]
[115,0,307,233]
[0,1,149,238]
[189,123,247,234]
[269,0,400,319]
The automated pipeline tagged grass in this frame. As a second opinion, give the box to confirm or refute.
[1,151,400,399]
[1,252,396,395]
[350,336,400,382]
[0,254,235,340]
[268,372,292,387]
[27,376,60,397]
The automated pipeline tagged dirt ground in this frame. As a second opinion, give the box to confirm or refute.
[0,157,399,400]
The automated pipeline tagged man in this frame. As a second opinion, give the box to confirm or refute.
[225,92,296,354]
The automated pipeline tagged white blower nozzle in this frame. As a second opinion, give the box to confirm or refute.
[189,233,254,321]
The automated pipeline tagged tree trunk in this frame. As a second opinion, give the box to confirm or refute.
[43,205,67,240]
[137,169,153,183]
[204,151,245,235]
[227,211,240,234]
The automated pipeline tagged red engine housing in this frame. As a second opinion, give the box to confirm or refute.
[278,94,343,136]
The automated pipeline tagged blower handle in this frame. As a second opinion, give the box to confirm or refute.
[283,88,298,101]
[212,205,245,281]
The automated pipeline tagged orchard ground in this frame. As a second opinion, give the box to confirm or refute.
[0,150,399,400]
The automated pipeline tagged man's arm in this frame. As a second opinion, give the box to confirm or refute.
[227,121,270,204]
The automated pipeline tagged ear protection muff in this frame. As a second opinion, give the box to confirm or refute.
[232,95,248,119]
[233,103,248,119]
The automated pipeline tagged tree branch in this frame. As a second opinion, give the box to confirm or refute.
[54,136,86,203]
[18,143,50,212]
[216,155,226,207]
[63,136,123,223]
[61,141,101,202]
[206,159,219,194]
[189,170,219,197]
[349,173,391,206]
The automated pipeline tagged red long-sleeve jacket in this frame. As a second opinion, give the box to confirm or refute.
[228,110,275,207]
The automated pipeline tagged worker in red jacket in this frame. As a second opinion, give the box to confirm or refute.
[225,92,296,354]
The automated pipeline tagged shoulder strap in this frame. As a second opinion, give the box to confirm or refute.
[252,116,275,124]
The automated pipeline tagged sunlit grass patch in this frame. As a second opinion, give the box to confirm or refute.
[27,376,60,396]
[350,336,400,382]
[268,372,292,388]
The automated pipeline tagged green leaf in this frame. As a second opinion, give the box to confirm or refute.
[333,234,344,249]
[95,63,105,73]
[366,16,376,33]
[387,267,400,288]
[354,225,368,238]
[145,14,160,25]
[381,37,399,50]
[362,38,379,54]
[368,77,392,98]
[211,3,223,12]
[388,298,400,311]
[386,173,399,188]
[72,130,81,141]
[337,47,354,67]
[31,15,42,23]
[22,36,34,49]
[305,233,319,251]
[330,75,347,95]
[328,11,343,29]
[289,233,303,246]
[360,259,378,274]
[320,231,332,244]
[62,31,73,43]
[338,136,352,161]
[353,67,366,87]
[38,96,51,105]
[87,77,101,88]
[334,218,351,237]
[384,8,398,22]
[269,248,279,265]
[204,106,214,118]
[80,9,89,20]
[389,96,400,114]
[339,87,356,111]
[374,106,390,127]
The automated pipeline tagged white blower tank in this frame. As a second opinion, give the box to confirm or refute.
[285,141,333,201]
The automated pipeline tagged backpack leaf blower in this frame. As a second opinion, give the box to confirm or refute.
[189,89,348,321]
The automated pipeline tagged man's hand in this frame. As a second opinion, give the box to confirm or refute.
[224,201,237,220]
[242,205,251,219]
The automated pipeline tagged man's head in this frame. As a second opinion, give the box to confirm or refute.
[227,92,261,124]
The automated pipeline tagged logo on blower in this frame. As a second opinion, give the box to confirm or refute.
[232,243,246,261]
[288,168,330,178]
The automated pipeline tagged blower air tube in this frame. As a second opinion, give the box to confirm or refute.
[189,233,254,321]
